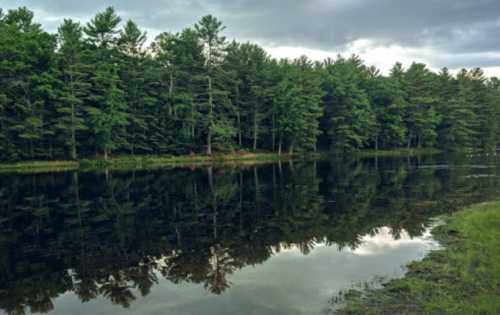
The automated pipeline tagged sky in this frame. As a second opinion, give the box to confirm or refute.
[3,0,500,76]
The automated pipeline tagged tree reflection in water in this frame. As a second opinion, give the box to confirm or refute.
[0,155,499,314]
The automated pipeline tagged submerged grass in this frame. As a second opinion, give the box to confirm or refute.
[336,202,500,315]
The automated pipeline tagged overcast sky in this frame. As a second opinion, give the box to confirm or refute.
[3,0,500,76]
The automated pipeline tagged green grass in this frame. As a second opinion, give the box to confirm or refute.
[0,149,438,173]
[0,152,304,173]
[356,148,442,157]
[0,160,79,173]
[336,202,500,315]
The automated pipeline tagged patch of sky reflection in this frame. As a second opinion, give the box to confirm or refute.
[46,227,439,315]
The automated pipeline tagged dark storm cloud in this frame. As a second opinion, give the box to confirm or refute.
[3,0,500,70]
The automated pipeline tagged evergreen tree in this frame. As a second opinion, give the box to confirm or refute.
[86,68,128,160]
[55,19,90,159]
[275,57,323,154]
[118,20,150,155]
[484,77,500,151]
[224,42,270,150]
[321,56,376,151]
[0,7,56,160]
[404,63,441,148]
[151,28,205,153]
[84,7,128,159]
[470,68,499,151]
[368,72,407,149]
[0,6,499,161]
[439,69,477,150]
[195,15,233,154]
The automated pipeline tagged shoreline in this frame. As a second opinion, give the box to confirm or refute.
[0,148,442,173]
[336,201,500,314]
[0,152,298,173]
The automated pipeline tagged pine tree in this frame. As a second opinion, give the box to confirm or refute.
[86,68,128,160]
[404,63,441,148]
[151,28,206,153]
[118,20,150,155]
[275,57,323,154]
[1,6,500,161]
[368,72,407,149]
[55,19,90,159]
[484,77,500,151]
[84,7,128,159]
[321,56,376,151]
[439,69,477,150]
[195,15,233,154]
[470,68,498,151]
[0,7,56,160]
[224,42,270,150]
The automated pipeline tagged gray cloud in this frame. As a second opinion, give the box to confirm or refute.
[3,0,500,71]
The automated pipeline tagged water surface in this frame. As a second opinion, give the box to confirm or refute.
[1,155,499,314]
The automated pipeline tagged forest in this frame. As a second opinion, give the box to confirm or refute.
[1,6,500,162]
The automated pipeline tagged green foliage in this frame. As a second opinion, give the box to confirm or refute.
[84,6,121,48]
[0,6,499,162]
[321,56,376,151]
[86,68,128,158]
[275,57,324,153]
[337,202,500,315]
[54,19,90,159]
[404,63,441,148]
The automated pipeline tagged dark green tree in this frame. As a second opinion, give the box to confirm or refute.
[195,15,233,154]
[55,19,90,159]
[321,56,376,151]
[84,7,128,159]
[403,63,441,148]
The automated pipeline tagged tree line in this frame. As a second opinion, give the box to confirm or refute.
[1,6,500,161]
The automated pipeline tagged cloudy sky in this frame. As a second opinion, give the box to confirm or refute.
[3,0,500,76]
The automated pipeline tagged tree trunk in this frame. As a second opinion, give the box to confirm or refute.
[289,140,295,155]
[207,76,213,155]
[168,72,174,116]
[237,111,242,147]
[69,72,78,160]
[271,113,276,152]
[191,101,196,139]
[278,137,282,156]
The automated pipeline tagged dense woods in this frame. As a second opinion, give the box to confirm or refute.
[1,6,500,161]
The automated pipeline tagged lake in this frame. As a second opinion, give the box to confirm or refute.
[1,154,499,315]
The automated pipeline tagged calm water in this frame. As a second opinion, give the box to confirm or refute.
[1,155,500,315]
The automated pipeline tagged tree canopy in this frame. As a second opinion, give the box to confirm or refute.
[1,6,499,161]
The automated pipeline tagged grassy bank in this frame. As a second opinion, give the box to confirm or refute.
[0,160,80,173]
[355,147,442,157]
[0,148,442,173]
[336,202,500,315]
[0,152,304,173]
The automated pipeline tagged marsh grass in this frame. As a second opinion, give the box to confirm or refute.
[336,202,500,315]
